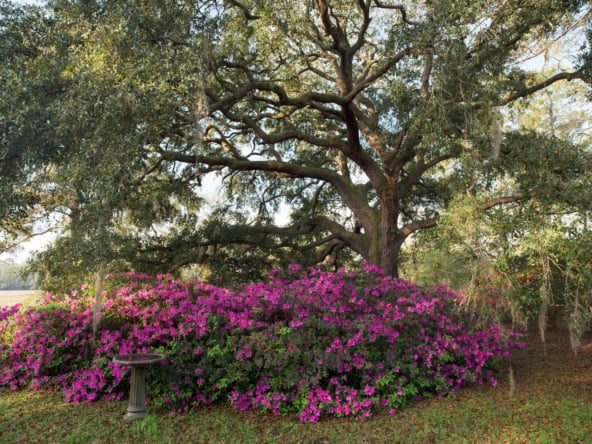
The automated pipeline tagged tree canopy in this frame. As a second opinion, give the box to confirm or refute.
[1,0,591,287]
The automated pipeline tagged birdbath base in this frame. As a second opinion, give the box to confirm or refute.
[113,353,165,420]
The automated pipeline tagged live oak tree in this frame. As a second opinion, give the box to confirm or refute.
[1,0,591,284]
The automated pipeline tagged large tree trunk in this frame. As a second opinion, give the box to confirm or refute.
[367,197,406,277]
[379,233,405,277]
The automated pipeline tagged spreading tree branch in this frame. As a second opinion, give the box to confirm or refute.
[226,0,261,20]
[401,216,440,236]
[497,70,585,107]
[481,194,527,211]
[156,148,375,229]
[372,0,420,25]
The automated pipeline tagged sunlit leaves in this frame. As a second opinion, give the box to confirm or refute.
[1,0,591,283]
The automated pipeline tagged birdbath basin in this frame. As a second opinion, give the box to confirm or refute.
[113,353,165,420]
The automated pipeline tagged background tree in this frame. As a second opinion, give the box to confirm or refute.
[0,260,36,290]
[1,0,591,288]
[403,61,592,341]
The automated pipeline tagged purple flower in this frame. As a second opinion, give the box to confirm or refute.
[363,385,375,396]
[0,264,521,422]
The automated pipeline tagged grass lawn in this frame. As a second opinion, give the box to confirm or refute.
[0,290,37,308]
[1,328,591,443]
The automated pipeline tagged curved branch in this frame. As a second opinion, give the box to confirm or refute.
[372,0,420,26]
[226,0,261,20]
[346,48,413,102]
[0,226,63,254]
[312,238,346,263]
[398,153,454,196]
[401,216,439,236]
[496,70,585,107]
[481,193,527,211]
[260,215,369,258]
[234,111,347,150]
[352,0,372,53]
[161,215,368,265]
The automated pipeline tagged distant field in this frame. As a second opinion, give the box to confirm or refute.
[0,290,36,307]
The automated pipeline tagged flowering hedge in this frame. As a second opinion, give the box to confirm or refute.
[0,263,523,422]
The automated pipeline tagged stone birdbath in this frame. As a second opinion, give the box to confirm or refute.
[113,353,165,420]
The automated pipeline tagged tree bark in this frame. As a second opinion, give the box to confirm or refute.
[92,262,106,336]
[378,232,405,277]
[366,196,403,277]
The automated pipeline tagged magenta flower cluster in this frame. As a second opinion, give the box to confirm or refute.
[0,263,523,422]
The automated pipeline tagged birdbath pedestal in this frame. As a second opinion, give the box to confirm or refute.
[113,353,165,420]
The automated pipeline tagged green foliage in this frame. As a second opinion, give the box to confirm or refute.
[1,0,591,286]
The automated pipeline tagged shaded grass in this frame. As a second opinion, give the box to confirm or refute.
[2,328,592,443]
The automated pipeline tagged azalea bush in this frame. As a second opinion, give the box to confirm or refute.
[0,263,523,422]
